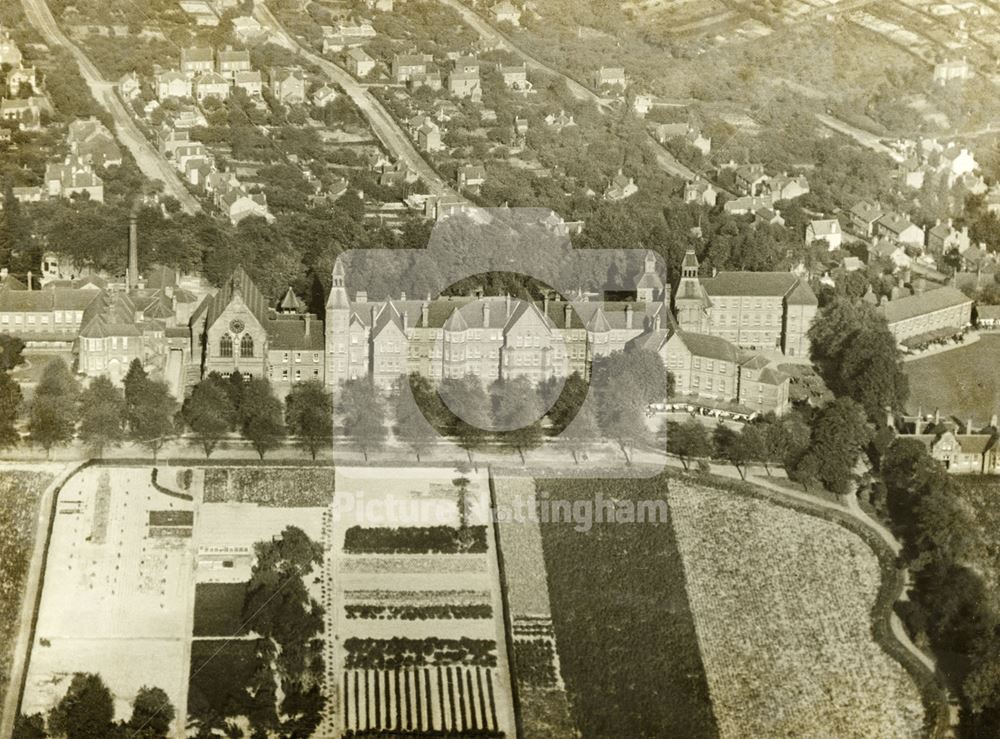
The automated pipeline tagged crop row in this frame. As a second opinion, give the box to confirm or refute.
[203,467,334,506]
[343,526,488,555]
[346,604,493,620]
[344,637,498,670]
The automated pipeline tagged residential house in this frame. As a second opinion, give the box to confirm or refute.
[755,208,784,227]
[875,211,924,248]
[219,189,273,224]
[448,70,482,101]
[723,195,773,215]
[0,27,23,68]
[193,71,229,101]
[67,117,122,167]
[217,47,251,79]
[311,84,339,107]
[453,56,481,75]
[877,286,973,342]
[500,65,529,91]
[735,163,767,195]
[604,171,638,201]
[684,178,717,207]
[232,16,264,42]
[156,70,192,100]
[0,97,45,130]
[490,1,522,25]
[849,200,884,237]
[45,157,104,202]
[233,70,263,96]
[417,118,443,152]
[180,46,214,77]
[392,53,431,82]
[118,71,141,101]
[934,58,971,84]
[410,70,442,90]
[939,146,978,185]
[764,173,809,201]
[927,219,971,255]
[347,48,376,77]
[593,66,626,89]
[269,67,306,104]
[544,110,576,131]
[806,219,843,251]
[457,164,486,191]
[8,65,39,96]
[159,127,191,157]
[871,238,912,271]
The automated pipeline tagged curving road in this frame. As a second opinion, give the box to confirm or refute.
[21,0,202,214]
[255,3,457,198]
[436,0,698,181]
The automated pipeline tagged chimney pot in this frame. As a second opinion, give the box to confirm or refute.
[304,313,311,337]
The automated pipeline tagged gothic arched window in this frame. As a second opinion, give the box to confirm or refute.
[240,333,254,358]
[220,333,233,358]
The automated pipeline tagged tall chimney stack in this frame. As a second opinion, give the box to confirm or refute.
[128,211,139,292]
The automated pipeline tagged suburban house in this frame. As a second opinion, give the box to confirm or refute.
[544,110,576,131]
[500,65,529,90]
[806,219,843,251]
[0,27,23,67]
[232,16,264,42]
[392,53,431,82]
[448,70,482,101]
[347,48,376,77]
[764,173,809,201]
[735,163,768,195]
[723,195,773,215]
[604,171,638,201]
[684,178,717,207]
[193,71,229,101]
[269,67,306,104]
[219,189,273,225]
[233,70,263,96]
[67,117,122,167]
[934,58,971,85]
[877,286,973,343]
[45,157,104,202]
[874,212,925,248]
[939,146,978,185]
[457,164,487,191]
[156,71,192,100]
[849,200,884,237]
[927,219,971,255]
[673,250,817,357]
[312,84,339,107]
[217,47,251,79]
[180,46,214,76]
[8,64,39,96]
[593,66,626,89]
[490,1,522,25]
[416,118,443,152]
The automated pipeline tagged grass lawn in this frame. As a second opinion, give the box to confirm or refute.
[187,638,267,727]
[904,336,1000,426]
[536,476,718,739]
[0,471,54,711]
[192,582,249,637]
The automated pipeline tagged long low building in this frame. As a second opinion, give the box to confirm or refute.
[877,286,973,343]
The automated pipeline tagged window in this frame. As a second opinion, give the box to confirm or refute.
[313,352,320,363]
[220,333,233,357]
[282,351,289,363]
[240,334,254,357]
[295,352,302,363]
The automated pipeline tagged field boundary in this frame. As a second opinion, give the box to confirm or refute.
[668,468,951,738]
[5,460,93,737]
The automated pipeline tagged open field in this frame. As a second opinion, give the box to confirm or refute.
[668,479,924,738]
[904,335,1000,425]
[537,476,717,738]
[22,467,195,731]
[0,470,55,715]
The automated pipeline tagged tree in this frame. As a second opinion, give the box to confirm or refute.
[123,358,149,429]
[0,334,26,371]
[128,379,177,462]
[796,398,872,496]
[285,380,334,460]
[12,714,46,739]
[666,417,711,471]
[392,374,436,462]
[439,375,491,464]
[541,371,589,433]
[48,673,114,739]
[561,397,600,464]
[712,422,754,479]
[491,376,544,463]
[129,686,175,738]
[240,378,286,459]
[182,375,236,457]
[28,359,79,455]
[78,376,126,458]
[808,299,908,421]
[339,378,386,461]
[0,370,22,448]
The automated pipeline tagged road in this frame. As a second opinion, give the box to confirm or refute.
[434,0,698,181]
[255,3,457,198]
[816,113,905,162]
[20,0,202,215]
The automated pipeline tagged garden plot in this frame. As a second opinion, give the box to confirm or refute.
[22,467,194,733]
[668,481,925,738]
[326,466,515,738]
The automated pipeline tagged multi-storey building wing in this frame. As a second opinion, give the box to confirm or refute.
[673,249,816,356]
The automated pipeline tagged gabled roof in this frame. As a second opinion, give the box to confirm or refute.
[0,287,100,313]
[808,219,840,236]
[672,330,739,363]
[204,267,269,331]
[878,286,972,324]
[701,272,800,298]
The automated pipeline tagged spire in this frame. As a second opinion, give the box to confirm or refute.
[326,257,350,310]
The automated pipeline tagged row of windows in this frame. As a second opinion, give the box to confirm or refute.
[277,351,322,364]
[0,311,84,326]
[82,336,130,351]
[692,357,730,374]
